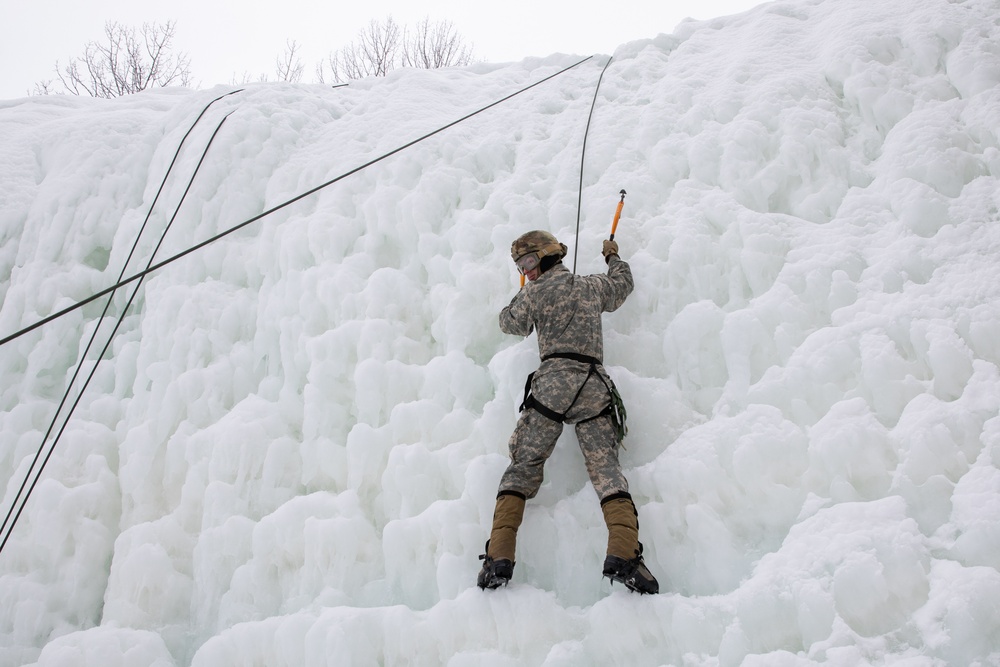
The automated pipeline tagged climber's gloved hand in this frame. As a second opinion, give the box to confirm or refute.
[602,239,619,263]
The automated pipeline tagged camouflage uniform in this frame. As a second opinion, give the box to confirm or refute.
[497,255,634,499]
[479,240,658,594]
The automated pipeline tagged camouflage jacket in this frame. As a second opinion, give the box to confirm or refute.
[499,256,634,417]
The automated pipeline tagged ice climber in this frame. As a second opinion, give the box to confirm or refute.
[477,230,659,594]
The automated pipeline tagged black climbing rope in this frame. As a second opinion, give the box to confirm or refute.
[0,97,239,554]
[0,56,593,349]
[572,56,614,274]
[0,57,595,551]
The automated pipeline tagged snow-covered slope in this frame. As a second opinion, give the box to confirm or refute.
[2,0,999,664]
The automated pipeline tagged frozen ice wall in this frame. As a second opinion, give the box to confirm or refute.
[2,0,1000,664]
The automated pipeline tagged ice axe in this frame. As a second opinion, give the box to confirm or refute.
[609,189,627,241]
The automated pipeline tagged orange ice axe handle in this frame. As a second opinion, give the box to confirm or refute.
[610,189,626,241]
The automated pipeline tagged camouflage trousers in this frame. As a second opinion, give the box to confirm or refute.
[498,362,629,500]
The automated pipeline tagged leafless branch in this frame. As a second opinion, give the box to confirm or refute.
[49,21,191,98]
[403,17,474,70]
[276,39,305,82]
[321,15,473,83]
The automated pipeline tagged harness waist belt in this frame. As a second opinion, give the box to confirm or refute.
[520,352,606,423]
[541,352,602,365]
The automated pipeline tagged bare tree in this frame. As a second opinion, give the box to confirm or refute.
[31,80,58,96]
[53,21,191,98]
[403,18,474,70]
[228,40,302,85]
[276,39,305,83]
[320,17,402,83]
[231,71,270,85]
[318,16,473,84]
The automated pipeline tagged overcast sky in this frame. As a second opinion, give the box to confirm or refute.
[1,0,766,99]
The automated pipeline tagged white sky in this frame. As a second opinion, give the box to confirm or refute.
[1,0,765,99]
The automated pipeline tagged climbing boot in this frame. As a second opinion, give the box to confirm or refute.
[477,540,514,589]
[602,543,660,594]
[601,492,659,594]
[477,491,526,590]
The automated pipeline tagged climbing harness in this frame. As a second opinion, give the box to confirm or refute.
[514,57,632,443]
[0,58,597,552]
[518,352,628,442]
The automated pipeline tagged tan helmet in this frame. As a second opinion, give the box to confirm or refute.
[510,230,567,263]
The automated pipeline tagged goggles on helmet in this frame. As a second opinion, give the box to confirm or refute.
[512,240,565,275]
[514,251,542,275]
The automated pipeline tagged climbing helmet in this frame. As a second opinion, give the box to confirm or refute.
[511,230,567,275]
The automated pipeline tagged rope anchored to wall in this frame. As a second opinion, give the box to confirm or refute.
[0,56,595,554]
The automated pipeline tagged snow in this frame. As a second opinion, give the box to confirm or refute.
[2,0,1000,664]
